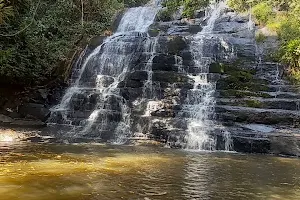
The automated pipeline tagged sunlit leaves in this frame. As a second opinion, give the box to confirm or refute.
[0,1,14,24]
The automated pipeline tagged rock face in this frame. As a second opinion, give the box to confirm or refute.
[212,16,300,156]
[0,84,66,128]
[44,2,300,156]
[0,113,45,128]
[19,103,50,121]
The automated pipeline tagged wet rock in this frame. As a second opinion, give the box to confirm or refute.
[217,98,299,111]
[4,110,22,119]
[38,89,49,100]
[18,103,50,122]
[0,114,13,124]
[233,15,249,23]
[118,79,144,88]
[152,63,178,71]
[167,36,188,55]
[153,54,176,65]
[97,76,115,87]
[179,51,193,65]
[270,135,300,156]
[232,136,271,154]
[10,119,46,128]
[120,88,143,101]
[47,85,67,106]
[216,105,300,127]
[151,120,170,141]
[148,27,160,37]
[88,36,107,50]
[195,10,206,18]
[69,92,99,111]
[152,109,175,118]
[167,25,202,35]
[103,95,123,112]
[126,71,148,81]
[111,10,126,32]
[152,71,191,83]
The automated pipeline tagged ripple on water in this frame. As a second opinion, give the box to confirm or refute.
[1,143,300,200]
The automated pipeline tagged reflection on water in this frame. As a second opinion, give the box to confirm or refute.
[1,142,300,200]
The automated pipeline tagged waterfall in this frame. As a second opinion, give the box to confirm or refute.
[182,1,227,150]
[48,0,235,150]
[248,7,255,31]
[142,36,160,99]
[49,2,160,142]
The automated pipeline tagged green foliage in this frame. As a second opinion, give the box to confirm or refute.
[289,68,300,83]
[159,0,209,20]
[281,39,300,68]
[157,9,173,21]
[0,0,145,87]
[227,0,290,12]
[123,0,149,7]
[182,0,209,18]
[245,99,263,108]
[255,32,267,43]
[252,2,274,25]
[227,0,250,12]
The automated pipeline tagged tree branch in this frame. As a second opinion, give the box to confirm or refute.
[0,0,41,37]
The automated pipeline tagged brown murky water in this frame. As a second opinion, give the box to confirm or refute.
[1,142,300,200]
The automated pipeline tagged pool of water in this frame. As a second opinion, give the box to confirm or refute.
[1,142,300,200]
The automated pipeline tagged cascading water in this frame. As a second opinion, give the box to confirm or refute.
[49,1,160,142]
[48,0,235,150]
[182,1,228,150]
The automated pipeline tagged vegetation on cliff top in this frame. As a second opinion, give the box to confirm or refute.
[0,0,146,88]
[157,0,209,21]
[228,0,300,83]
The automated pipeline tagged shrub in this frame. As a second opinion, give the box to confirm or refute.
[255,32,267,43]
[227,0,250,12]
[281,39,300,68]
[252,2,274,25]
[160,0,210,19]
[157,9,173,21]
[0,0,146,87]
[182,0,209,18]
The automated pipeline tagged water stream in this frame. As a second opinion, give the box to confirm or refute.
[182,1,228,150]
[1,143,300,200]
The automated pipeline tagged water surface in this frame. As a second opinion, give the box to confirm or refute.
[1,142,300,200]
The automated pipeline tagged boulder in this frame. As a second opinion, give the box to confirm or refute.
[18,103,50,122]
[195,10,206,18]
[88,35,107,50]
[0,114,13,124]
[270,135,300,156]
